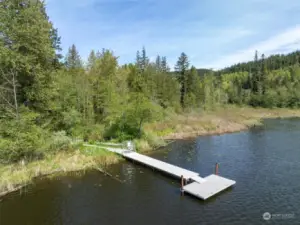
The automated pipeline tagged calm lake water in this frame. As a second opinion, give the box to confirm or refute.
[1,119,300,225]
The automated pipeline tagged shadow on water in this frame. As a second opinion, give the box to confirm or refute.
[183,186,235,205]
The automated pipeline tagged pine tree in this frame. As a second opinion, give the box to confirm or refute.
[252,50,260,93]
[141,46,149,71]
[136,50,142,72]
[87,50,97,70]
[186,66,200,108]
[161,56,169,72]
[261,54,267,94]
[187,66,199,94]
[155,55,161,72]
[175,53,190,108]
[65,44,82,69]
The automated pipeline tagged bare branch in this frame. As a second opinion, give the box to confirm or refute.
[0,86,13,92]
[0,94,14,109]
[0,68,19,120]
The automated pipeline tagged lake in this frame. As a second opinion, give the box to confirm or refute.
[1,119,299,225]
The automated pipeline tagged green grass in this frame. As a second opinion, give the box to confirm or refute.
[80,145,113,156]
[155,127,175,137]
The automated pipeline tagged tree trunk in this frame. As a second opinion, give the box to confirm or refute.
[12,70,19,120]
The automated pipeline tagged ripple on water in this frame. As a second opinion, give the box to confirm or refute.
[1,119,300,225]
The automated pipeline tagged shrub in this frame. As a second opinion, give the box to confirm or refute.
[84,124,105,142]
[48,131,72,152]
[143,131,165,148]
[0,112,49,163]
[134,139,151,152]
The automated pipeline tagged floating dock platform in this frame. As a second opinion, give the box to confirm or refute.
[183,174,235,200]
[84,144,236,200]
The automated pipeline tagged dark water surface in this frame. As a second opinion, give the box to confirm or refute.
[1,119,300,225]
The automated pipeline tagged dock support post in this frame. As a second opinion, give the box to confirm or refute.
[215,163,219,175]
[181,175,184,195]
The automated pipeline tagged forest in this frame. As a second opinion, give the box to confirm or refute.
[1,0,300,164]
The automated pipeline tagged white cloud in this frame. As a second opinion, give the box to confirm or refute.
[205,26,300,69]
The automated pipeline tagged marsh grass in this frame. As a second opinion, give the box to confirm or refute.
[146,106,300,139]
[0,146,120,197]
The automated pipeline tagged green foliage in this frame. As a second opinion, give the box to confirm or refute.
[0,109,74,164]
[0,110,49,163]
[62,109,82,131]
[222,50,300,73]
[143,131,165,148]
[49,131,72,152]
[2,0,300,166]
[0,0,59,110]
[104,93,163,141]
[65,44,82,69]
[82,124,105,142]
[262,89,279,108]
[175,52,190,108]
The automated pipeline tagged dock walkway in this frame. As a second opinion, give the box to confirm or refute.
[85,144,236,200]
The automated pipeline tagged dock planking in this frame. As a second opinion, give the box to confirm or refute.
[85,144,236,200]
[123,151,199,179]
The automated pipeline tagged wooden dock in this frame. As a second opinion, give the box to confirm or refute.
[85,144,236,200]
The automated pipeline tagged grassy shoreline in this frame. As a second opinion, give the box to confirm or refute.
[146,106,300,140]
[0,146,121,198]
[1,106,300,198]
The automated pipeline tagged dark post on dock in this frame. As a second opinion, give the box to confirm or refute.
[181,175,184,195]
[215,163,219,175]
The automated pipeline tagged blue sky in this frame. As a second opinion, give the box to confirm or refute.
[46,0,300,69]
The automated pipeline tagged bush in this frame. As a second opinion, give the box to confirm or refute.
[249,94,263,107]
[0,112,50,163]
[262,90,278,108]
[48,131,72,152]
[133,139,151,152]
[104,120,139,141]
[83,124,105,142]
[143,131,165,148]
[61,109,82,134]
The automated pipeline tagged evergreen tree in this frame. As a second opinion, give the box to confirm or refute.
[185,66,200,108]
[251,50,260,93]
[261,54,267,94]
[161,56,169,72]
[141,46,149,71]
[155,55,161,72]
[136,50,142,72]
[65,44,82,69]
[87,50,97,70]
[175,53,190,108]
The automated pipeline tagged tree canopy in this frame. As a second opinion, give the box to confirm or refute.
[1,0,300,164]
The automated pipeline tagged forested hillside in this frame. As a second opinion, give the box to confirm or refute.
[1,0,300,164]
[217,50,300,107]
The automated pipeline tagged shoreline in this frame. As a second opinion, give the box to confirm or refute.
[0,149,121,199]
[162,120,258,140]
[1,106,300,199]
[150,106,300,140]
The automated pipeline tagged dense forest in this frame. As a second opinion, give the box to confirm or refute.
[1,0,300,164]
